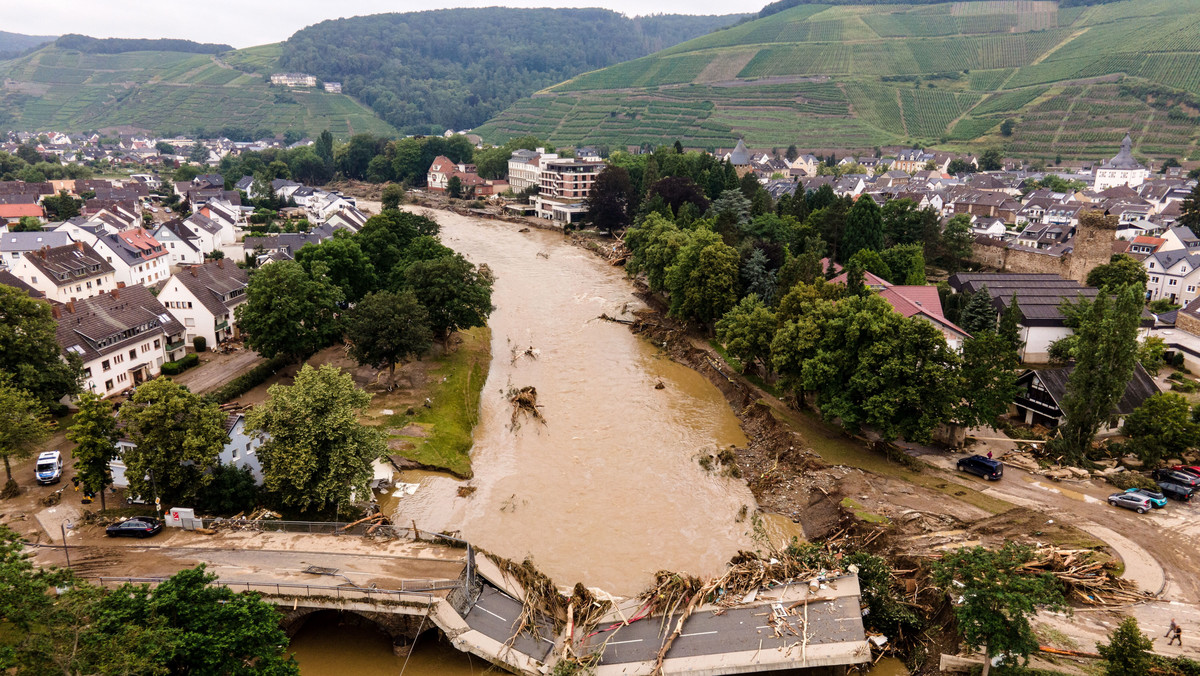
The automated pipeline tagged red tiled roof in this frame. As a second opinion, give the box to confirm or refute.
[0,203,44,218]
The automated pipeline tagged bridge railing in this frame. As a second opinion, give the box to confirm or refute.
[203,518,470,546]
[94,576,459,601]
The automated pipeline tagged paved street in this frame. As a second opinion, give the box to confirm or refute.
[463,585,556,660]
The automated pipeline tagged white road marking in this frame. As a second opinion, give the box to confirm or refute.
[681,630,719,637]
[607,639,644,646]
[477,606,507,621]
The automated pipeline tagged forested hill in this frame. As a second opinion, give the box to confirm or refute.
[279,8,745,134]
[0,32,56,59]
[479,0,1200,161]
[53,35,232,54]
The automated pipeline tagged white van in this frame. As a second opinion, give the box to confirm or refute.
[35,451,63,485]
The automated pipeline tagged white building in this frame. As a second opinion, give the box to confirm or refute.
[270,73,317,87]
[111,413,266,489]
[54,285,187,398]
[1144,250,1200,305]
[507,148,556,192]
[85,228,170,288]
[12,241,116,303]
[1,230,73,269]
[1094,134,1149,191]
[156,260,249,347]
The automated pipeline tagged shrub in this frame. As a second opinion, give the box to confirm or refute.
[193,336,207,352]
[204,353,290,404]
[1106,472,1158,491]
[160,353,200,376]
[1171,379,1198,393]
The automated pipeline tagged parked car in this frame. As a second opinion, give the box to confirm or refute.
[1171,466,1200,478]
[35,451,63,485]
[1153,468,1200,488]
[1108,493,1153,514]
[105,517,162,539]
[1124,487,1167,508]
[957,455,1003,480]
[1158,481,1195,502]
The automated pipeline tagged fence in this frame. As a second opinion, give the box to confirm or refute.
[205,518,471,546]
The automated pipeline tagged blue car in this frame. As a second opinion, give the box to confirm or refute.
[1124,487,1167,508]
[957,454,1003,480]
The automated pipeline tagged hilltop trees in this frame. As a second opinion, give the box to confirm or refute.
[248,364,385,512]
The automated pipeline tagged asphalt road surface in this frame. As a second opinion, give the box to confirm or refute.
[464,585,556,660]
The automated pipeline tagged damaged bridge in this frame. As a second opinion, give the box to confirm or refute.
[90,525,870,675]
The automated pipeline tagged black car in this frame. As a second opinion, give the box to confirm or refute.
[1158,481,1195,502]
[105,517,163,539]
[1152,468,1200,488]
[957,455,1003,480]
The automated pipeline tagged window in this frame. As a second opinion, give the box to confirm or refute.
[184,318,195,327]
[154,339,160,349]
[1170,279,1178,287]
[232,447,239,460]
[105,379,113,391]
[1189,286,1196,293]
[1152,275,1161,283]
[102,359,111,371]
[83,367,91,378]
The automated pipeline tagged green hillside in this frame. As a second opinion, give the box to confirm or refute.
[477,0,1200,160]
[0,42,396,139]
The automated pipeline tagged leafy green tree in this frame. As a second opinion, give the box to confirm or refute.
[840,196,883,262]
[357,209,440,274]
[344,290,433,384]
[940,214,975,274]
[381,183,406,210]
[65,392,119,511]
[1122,392,1199,465]
[978,148,1004,171]
[155,141,176,155]
[772,294,959,442]
[248,364,384,511]
[947,158,972,175]
[92,566,298,675]
[931,543,1066,675]
[955,332,1019,429]
[785,144,799,162]
[402,254,494,346]
[446,175,464,199]
[586,165,635,233]
[188,141,208,163]
[960,285,997,335]
[117,377,228,505]
[1098,617,1154,676]
[0,377,55,493]
[41,190,82,220]
[880,198,929,247]
[998,294,1024,357]
[1086,254,1149,291]
[625,213,686,293]
[715,295,776,375]
[1180,181,1200,232]
[1057,284,1144,463]
[847,248,891,282]
[236,260,344,362]
[1138,335,1167,376]
[315,130,335,168]
[666,227,740,326]
[740,248,777,304]
[1000,118,1015,137]
[11,216,42,232]
[710,189,752,240]
[195,464,259,515]
[0,284,82,407]
[295,232,377,302]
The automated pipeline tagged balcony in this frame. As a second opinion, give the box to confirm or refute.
[215,320,229,331]
[166,339,186,352]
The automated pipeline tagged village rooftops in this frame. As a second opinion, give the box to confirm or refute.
[54,285,183,363]
[23,241,114,286]
[175,259,248,317]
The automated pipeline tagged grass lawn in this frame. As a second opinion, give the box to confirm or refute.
[381,327,490,478]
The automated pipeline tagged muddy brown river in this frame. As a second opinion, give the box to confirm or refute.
[386,209,756,594]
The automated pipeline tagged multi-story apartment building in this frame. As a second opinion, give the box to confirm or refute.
[12,241,116,303]
[534,157,605,223]
[507,148,557,192]
[270,73,317,87]
[54,285,187,398]
[156,259,249,347]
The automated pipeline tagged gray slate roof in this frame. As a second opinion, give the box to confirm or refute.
[1019,363,1158,417]
[1102,134,1144,170]
[174,260,248,317]
[1,231,72,254]
[54,285,183,363]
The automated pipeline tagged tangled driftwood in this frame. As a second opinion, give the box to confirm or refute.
[508,386,544,429]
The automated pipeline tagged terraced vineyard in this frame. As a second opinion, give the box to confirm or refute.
[0,44,395,138]
[479,0,1200,159]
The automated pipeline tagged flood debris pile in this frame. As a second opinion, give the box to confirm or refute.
[509,345,540,364]
[507,386,544,429]
[1018,546,1150,605]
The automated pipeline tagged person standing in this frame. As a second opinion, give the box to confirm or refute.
[1170,624,1183,646]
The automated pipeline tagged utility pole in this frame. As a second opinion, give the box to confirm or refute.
[148,469,161,519]
[60,520,71,568]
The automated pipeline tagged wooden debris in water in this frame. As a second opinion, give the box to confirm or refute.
[508,386,544,429]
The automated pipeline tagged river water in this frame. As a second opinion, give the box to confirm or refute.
[388,210,756,595]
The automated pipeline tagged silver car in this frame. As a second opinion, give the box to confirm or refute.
[1108,492,1153,514]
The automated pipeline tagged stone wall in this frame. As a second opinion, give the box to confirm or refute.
[969,210,1117,283]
